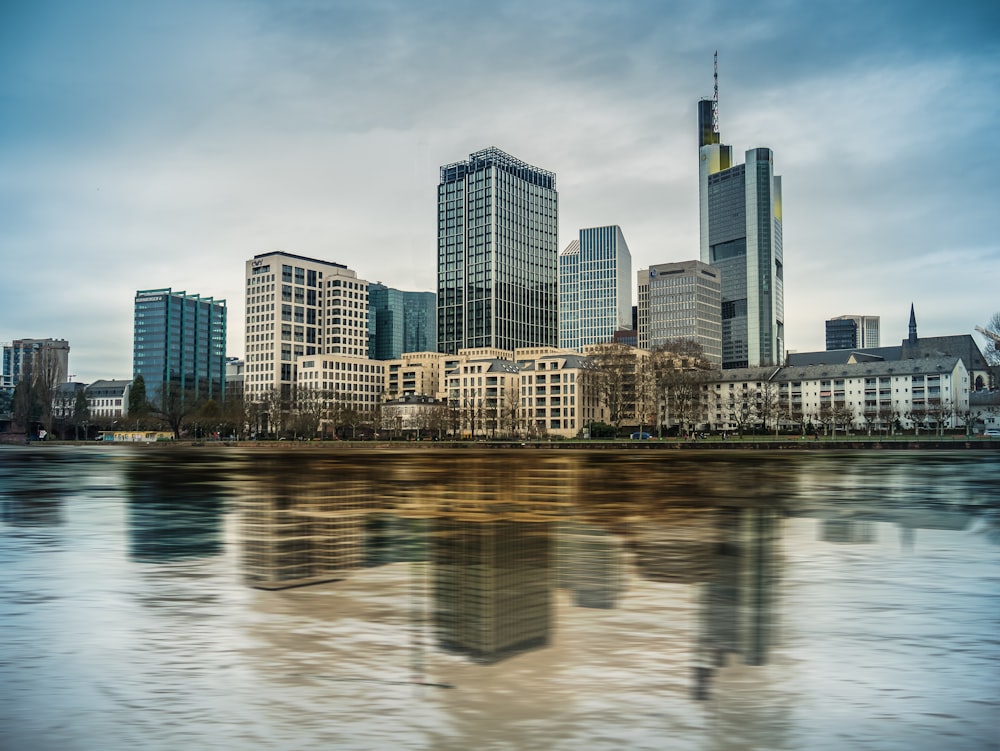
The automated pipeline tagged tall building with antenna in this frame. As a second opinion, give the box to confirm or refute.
[698,53,784,369]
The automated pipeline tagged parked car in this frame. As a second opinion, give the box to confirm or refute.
[985,428,1000,438]
[630,432,652,440]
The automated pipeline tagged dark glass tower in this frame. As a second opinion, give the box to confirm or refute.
[368,284,436,360]
[699,114,783,369]
[436,147,558,354]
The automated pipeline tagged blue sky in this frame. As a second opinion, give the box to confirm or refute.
[2,0,998,382]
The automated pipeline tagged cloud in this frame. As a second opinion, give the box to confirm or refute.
[1,0,998,380]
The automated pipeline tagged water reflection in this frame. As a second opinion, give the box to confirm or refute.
[125,458,227,562]
[1,447,998,751]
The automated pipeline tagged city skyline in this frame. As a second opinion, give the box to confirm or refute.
[2,1,998,382]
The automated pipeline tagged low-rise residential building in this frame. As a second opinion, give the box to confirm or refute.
[519,352,589,438]
[701,356,970,434]
[86,380,132,420]
[383,351,446,400]
[380,394,449,437]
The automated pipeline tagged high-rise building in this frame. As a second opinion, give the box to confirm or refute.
[437,147,559,354]
[559,226,632,351]
[2,338,70,390]
[368,284,436,360]
[133,290,226,406]
[637,260,722,364]
[825,315,880,350]
[698,88,783,369]
[244,251,369,402]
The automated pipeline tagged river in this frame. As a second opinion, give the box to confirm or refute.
[1,446,998,750]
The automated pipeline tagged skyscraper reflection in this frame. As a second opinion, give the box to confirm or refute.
[240,475,372,589]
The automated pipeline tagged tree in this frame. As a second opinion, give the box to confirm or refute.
[830,402,856,435]
[925,398,953,436]
[977,312,1000,366]
[755,381,783,436]
[12,378,41,435]
[814,402,834,436]
[582,343,637,434]
[150,382,199,439]
[727,386,757,438]
[877,402,900,436]
[428,402,454,440]
[649,343,714,435]
[129,375,150,424]
[502,385,522,438]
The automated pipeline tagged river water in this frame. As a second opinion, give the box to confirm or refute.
[1,446,998,751]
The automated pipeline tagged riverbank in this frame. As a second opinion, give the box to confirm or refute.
[7,435,1000,451]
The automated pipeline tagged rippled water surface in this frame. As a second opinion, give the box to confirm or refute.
[2,446,998,750]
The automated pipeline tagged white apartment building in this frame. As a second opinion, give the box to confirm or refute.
[244,251,369,403]
[297,355,386,416]
[702,356,970,433]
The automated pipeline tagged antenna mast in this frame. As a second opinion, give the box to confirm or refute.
[713,50,719,134]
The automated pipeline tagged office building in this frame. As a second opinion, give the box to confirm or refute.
[559,226,632,352]
[244,251,369,402]
[826,315,880,350]
[368,284,436,360]
[3,338,70,390]
[133,289,226,406]
[698,88,784,369]
[637,260,722,364]
[437,147,559,355]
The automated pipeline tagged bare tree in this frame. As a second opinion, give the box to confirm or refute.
[830,402,856,436]
[502,385,522,438]
[814,402,834,437]
[727,386,757,438]
[755,381,783,436]
[582,343,636,434]
[925,398,953,436]
[150,382,199,439]
[977,312,1000,365]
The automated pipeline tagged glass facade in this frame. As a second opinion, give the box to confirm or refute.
[133,289,226,406]
[437,148,558,355]
[826,315,880,350]
[368,284,436,360]
[700,140,783,369]
[558,226,632,352]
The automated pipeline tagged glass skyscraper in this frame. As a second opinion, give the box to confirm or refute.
[825,315,880,350]
[368,284,436,360]
[559,226,632,351]
[699,103,784,369]
[133,288,227,406]
[437,147,558,354]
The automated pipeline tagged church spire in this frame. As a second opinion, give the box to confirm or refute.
[908,303,918,344]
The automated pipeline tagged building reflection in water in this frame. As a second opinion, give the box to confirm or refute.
[240,474,372,589]
[232,452,794,684]
[557,521,625,609]
[125,459,226,562]
[692,507,781,700]
[0,450,98,528]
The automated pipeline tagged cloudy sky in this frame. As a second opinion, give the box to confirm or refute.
[2,0,998,382]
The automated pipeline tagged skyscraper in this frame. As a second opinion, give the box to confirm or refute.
[698,78,784,369]
[559,226,632,351]
[637,260,722,364]
[133,289,226,406]
[437,147,558,354]
[368,284,436,360]
[825,315,880,350]
[243,251,369,402]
